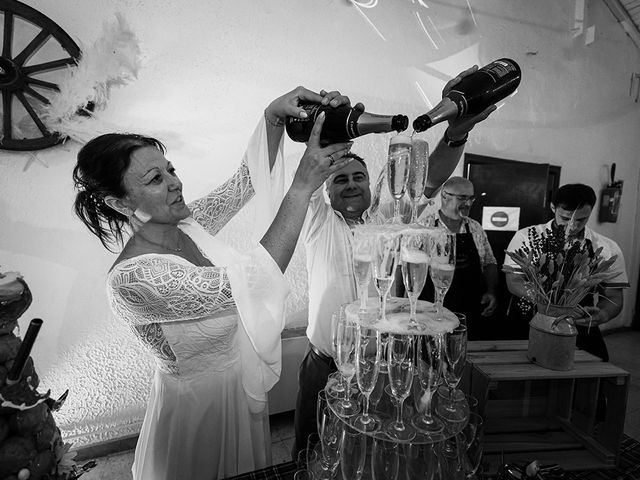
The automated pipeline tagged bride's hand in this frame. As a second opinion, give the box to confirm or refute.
[264,86,364,125]
[291,111,353,194]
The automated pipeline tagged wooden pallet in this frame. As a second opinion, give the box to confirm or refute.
[465,340,630,475]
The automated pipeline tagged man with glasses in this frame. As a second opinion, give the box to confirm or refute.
[417,176,499,340]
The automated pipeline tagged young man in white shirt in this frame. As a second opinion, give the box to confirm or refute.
[504,183,629,361]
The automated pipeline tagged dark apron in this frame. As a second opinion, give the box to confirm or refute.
[419,220,485,340]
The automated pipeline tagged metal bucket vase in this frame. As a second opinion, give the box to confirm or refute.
[527,303,578,371]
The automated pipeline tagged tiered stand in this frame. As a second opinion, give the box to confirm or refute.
[322,297,470,478]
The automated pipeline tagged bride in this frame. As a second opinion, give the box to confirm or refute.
[72,87,355,479]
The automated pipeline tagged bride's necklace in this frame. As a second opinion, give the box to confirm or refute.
[137,230,184,252]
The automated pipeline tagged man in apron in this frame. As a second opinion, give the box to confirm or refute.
[418,177,499,340]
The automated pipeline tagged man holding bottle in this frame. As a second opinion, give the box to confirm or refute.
[291,66,500,460]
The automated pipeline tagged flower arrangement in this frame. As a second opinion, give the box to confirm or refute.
[503,222,619,312]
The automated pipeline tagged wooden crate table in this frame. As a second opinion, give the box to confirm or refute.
[465,340,630,474]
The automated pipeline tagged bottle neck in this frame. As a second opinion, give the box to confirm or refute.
[356,112,408,136]
[413,97,459,132]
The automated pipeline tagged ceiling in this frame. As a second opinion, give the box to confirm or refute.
[604,0,640,49]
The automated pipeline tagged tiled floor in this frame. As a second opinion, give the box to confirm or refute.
[81,329,640,480]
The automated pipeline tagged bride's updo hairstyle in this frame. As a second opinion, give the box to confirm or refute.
[72,133,166,251]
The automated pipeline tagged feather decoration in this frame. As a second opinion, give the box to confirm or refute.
[41,13,143,144]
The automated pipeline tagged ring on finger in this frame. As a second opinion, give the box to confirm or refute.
[328,154,335,166]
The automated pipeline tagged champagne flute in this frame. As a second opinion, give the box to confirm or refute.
[387,134,411,223]
[385,334,416,441]
[352,324,382,432]
[400,229,430,331]
[429,231,456,319]
[372,229,401,324]
[412,333,444,434]
[407,137,429,224]
[371,438,400,480]
[462,413,484,479]
[437,322,468,422]
[334,315,360,417]
[340,425,367,480]
[352,225,374,312]
[318,406,342,478]
[328,308,347,398]
[404,442,438,480]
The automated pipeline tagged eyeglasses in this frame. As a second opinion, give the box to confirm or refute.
[443,190,476,203]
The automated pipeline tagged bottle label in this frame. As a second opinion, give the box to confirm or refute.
[479,59,517,83]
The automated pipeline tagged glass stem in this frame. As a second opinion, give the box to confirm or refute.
[393,199,400,222]
[363,393,370,419]
[411,200,418,223]
[409,294,418,323]
[396,398,404,426]
[381,293,388,321]
[359,284,368,311]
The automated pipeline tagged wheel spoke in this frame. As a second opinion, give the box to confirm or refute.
[15,91,49,135]
[24,86,50,105]
[26,77,60,91]
[22,57,76,74]
[2,90,13,140]
[2,12,13,58]
[13,29,51,66]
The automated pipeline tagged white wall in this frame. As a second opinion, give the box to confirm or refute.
[1,0,638,447]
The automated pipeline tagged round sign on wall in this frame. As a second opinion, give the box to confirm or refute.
[490,211,510,228]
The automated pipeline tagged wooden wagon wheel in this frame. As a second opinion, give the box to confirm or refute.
[0,0,82,150]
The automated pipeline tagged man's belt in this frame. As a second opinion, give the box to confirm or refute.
[309,343,334,367]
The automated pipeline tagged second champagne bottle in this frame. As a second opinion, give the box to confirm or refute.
[286,103,409,144]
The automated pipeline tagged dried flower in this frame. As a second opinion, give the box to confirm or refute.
[504,223,620,308]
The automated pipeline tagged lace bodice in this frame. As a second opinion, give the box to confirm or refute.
[108,254,239,375]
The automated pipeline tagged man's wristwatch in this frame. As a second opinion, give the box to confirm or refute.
[443,129,468,147]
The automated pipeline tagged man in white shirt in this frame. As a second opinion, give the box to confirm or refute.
[504,183,629,361]
[292,69,499,458]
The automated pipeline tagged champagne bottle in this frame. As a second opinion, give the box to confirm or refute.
[413,58,521,132]
[286,103,409,144]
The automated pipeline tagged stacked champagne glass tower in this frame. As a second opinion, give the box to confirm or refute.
[295,135,484,480]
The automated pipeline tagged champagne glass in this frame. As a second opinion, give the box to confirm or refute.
[430,231,456,319]
[328,308,347,398]
[462,413,484,479]
[387,134,412,223]
[372,229,401,324]
[352,225,374,312]
[352,324,382,432]
[334,316,360,417]
[437,322,468,422]
[340,425,367,480]
[318,406,342,478]
[440,433,467,480]
[293,470,314,480]
[400,229,430,331]
[404,442,438,480]
[371,438,400,480]
[317,389,328,435]
[412,333,444,434]
[407,137,429,224]
[385,334,416,441]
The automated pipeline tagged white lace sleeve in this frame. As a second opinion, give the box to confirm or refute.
[189,159,255,236]
[107,255,236,326]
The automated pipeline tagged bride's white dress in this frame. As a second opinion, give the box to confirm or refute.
[107,120,288,480]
